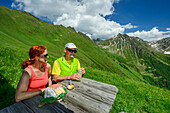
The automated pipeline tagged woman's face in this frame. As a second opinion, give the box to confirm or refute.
[39,49,49,63]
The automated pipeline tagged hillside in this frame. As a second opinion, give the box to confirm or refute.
[0,5,146,81]
[96,34,170,89]
[148,37,170,54]
[0,5,170,113]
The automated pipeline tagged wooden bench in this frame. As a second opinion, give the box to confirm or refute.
[0,78,118,113]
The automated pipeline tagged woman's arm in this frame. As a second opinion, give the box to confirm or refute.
[47,63,52,87]
[47,63,62,88]
[15,70,44,102]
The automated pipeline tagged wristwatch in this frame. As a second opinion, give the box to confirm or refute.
[52,75,56,84]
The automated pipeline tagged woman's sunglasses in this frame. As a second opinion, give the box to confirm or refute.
[41,54,48,58]
[67,49,77,53]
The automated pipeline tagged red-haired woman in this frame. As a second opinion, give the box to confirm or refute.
[15,45,61,102]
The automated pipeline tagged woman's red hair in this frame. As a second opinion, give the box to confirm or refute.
[22,45,47,69]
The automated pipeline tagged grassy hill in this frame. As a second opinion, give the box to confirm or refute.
[0,5,170,113]
[0,5,146,81]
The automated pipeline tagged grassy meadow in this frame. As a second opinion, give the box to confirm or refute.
[0,47,169,112]
[0,5,170,113]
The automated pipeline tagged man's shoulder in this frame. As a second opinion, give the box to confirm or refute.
[73,57,79,63]
[74,57,79,60]
[56,56,63,61]
[74,57,78,60]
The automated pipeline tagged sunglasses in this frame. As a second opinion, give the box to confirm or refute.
[67,49,77,53]
[41,53,48,58]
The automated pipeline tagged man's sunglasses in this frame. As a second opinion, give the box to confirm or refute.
[41,54,48,58]
[67,49,77,53]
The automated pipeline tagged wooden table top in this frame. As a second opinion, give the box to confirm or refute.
[0,78,118,113]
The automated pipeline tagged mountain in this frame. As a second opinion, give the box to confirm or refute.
[148,37,170,54]
[0,5,170,113]
[96,33,170,89]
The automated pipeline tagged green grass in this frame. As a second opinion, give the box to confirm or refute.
[85,67,170,113]
[0,5,170,112]
[0,47,169,113]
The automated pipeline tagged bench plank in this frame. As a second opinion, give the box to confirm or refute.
[22,95,73,113]
[0,95,73,113]
[0,101,34,113]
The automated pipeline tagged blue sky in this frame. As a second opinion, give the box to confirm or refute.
[0,0,170,41]
[108,0,170,32]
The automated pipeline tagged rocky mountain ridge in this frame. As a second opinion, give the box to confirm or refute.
[148,37,170,54]
[93,34,170,54]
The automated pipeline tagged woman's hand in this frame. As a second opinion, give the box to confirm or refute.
[49,84,62,89]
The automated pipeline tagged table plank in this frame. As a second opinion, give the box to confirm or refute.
[0,78,118,113]
[60,78,118,113]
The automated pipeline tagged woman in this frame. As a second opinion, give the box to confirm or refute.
[15,45,61,102]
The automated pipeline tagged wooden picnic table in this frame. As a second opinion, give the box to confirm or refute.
[0,78,118,113]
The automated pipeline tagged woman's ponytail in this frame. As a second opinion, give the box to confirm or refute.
[21,45,46,69]
[21,59,31,69]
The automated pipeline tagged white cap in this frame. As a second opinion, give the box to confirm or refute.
[65,43,77,49]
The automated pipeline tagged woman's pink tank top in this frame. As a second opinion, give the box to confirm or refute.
[27,63,48,91]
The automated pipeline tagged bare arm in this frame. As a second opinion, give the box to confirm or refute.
[54,73,81,83]
[47,63,52,87]
[15,71,44,102]
[47,63,62,88]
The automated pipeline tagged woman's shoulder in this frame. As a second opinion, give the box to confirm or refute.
[46,63,51,69]
[24,67,32,77]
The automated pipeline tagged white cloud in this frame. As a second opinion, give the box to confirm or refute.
[122,23,137,29]
[11,2,24,10]
[127,27,170,41]
[166,28,170,31]
[11,0,168,41]
[11,0,132,39]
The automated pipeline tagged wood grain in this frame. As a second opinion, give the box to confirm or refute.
[0,78,118,113]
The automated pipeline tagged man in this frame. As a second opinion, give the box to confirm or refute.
[52,43,85,83]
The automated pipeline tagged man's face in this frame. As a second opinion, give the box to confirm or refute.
[65,48,77,58]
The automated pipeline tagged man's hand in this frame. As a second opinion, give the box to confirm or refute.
[70,73,81,80]
[80,68,85,75]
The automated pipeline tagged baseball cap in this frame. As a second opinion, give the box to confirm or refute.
[65,43,77,49]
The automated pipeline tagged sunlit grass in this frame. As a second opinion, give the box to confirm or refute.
[84,67,170,113]
[0,47,170,112]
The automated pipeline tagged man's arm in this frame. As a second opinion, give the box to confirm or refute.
[53,73,81,83]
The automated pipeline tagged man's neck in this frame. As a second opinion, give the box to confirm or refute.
[64,55,72,61]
